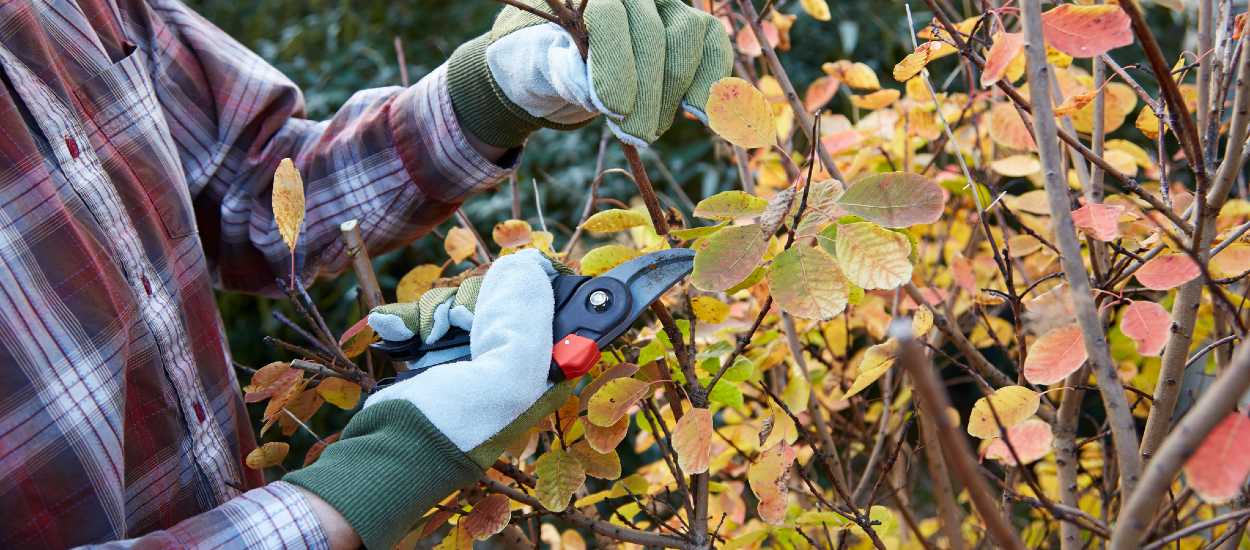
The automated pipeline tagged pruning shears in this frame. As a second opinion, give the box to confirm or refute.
[370,248,694,389]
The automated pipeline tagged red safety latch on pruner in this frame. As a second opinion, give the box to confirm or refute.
[550,333,601,381]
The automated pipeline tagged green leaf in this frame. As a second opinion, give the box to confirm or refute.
[767,246,849,320]
[704,377,745,408]
[692,224,768,291]
[836,172,945,227]
[534,448,585,512]
[723,356,755,382]
[671,222,728,240]
[694,191,768,220]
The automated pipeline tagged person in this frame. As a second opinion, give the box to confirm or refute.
[0,0,731,548]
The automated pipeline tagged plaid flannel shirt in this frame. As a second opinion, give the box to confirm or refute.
[0,1,512,548]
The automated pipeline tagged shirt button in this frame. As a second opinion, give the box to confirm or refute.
[140,274,152,296]
[193,401,206,423]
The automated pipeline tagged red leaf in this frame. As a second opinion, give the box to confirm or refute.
[1023,324,1087,385]
[1041,4,1133,58]
[1136,253,1201,290]
[1071,203,1126,241]
[1120,301,1171,356]
[1184,413,1250,504]
[984,418,1054,465]
[980,32,1023,87]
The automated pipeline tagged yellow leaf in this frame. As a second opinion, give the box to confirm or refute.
[587,378,651,427]
[272,158,305,252]
[316,377,361,410]
[580,245,641,276]
[444,227,477,263]
[842,62,881,91]
[912,306,933,337]
[245,441,290,469]
[691,295,731,324]
[968,386,1041,439]
[894,41,944,82]
[834,222,914,290]
[800,0,831,21]
[844,340,897,398]
[396,264,443,303]
[582,209,650,234]
[1212,243,1250,278]
[707,77,776,149]
[991,154,1042,177]
[850,89,901,110]
[1136,106,1161,139]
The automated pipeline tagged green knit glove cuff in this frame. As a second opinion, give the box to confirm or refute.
[447,35,591,149]
[284,401,481,549]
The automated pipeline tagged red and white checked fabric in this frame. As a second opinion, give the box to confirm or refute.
[0,1,511,548]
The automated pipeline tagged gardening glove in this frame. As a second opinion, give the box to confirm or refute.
[285,250,574,549]
[446,0,734,149]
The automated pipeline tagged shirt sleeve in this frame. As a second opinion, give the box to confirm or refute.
[82,482,330,550]
[144,0,512,296]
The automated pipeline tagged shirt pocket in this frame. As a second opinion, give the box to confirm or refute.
[73,43,197,240]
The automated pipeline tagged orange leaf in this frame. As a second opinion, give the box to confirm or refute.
[1120,301,1171,357]
[984,418,1054,465]
[748,442,796,524]
[463,494,511,540]
[980,32,1024,87]
[492,220,533,249]
[673,408,714,474]
[303,432,341,466]
[570,441,622,480]
[278,387,324,436]
[1136,253,1201,290]
[1023,324,1087,385]
[1184,413,1250,504]
[244,362,295,399]
[271,158,305,252]
[804,76,840,112]
[585,415,630,453]
[338,317,377,359]
[989,102,1036,151]
[1071,203,1126,241]
[1041,4,1133,58]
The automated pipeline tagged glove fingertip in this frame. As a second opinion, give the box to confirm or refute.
[368,311,416,342]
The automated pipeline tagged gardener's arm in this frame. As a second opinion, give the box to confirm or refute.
[147,0,516,297]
